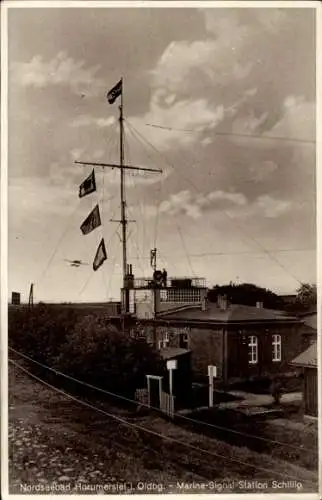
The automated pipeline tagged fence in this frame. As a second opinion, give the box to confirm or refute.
[135,388,149,405]
[161,391,175,418]
[134,387,175,418]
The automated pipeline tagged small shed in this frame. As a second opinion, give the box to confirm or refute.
[160,347,192,408]
[291,342,318,418]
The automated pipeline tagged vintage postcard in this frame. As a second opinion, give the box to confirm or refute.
[1,0,321,498]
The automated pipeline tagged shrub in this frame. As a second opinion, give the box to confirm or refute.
[55,314,163,398]
[8,304,77,365]
[9,306,163,400]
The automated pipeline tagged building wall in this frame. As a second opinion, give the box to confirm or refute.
[136,319,304,385]
[226,323,304,381]
[304,367,318,417]
[189,327,224,380]
[142,324,224,380]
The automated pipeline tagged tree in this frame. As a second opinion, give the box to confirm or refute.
[207,282,284,309]
[295,283,317,312]
[9,304,77,363]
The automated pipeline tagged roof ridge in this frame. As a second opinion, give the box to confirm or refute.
[157,304,201,316]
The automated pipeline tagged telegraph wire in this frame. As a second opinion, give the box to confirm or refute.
[9,357,318,488]
[122,131,148,276]
[9,347,317,456]
[126,119,305,287]
[124,121,163,256]
[126,120,194,275]
[144,123,315,145]
[126,248,315,259]
[36,201,81,289]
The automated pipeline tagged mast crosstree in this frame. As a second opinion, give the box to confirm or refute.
[75,78,162,311]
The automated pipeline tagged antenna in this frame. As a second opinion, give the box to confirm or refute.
[75,80,162,314]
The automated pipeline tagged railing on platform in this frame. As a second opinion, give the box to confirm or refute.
[132,276,206,289]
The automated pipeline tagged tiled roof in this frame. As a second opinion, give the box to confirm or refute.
[291,342,317,367]
[159,347,191,360]
[158,302,298,323]
[299,313,317,330]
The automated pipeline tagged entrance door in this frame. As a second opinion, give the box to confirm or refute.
[146,376,162,409]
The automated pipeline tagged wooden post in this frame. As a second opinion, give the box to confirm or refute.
[167,359,177,397]
[208,365,217,408]
[209,376,214,408]
[169,369,173,396]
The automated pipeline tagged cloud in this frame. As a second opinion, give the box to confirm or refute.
[70,115,115,128]
[151,33,251,98]
[9,177,76,219]
[225,194,294,220]
[151,40,218,91]
[249,161,278,182]
[253,194,292,218]
[130,98,225,151]
[11,52,104,94]
[70,148,85,161]
[265,97,315,142]
[144,189,248,220]
[143,188,296,224]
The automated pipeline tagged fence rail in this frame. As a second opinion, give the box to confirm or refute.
[161,391,175,418]
[135,388,175,418]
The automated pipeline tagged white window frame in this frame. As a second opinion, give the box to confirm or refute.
[272,334,282,362]
[158,329,169,349]
[248,336,258,364]
[172,327,190,349]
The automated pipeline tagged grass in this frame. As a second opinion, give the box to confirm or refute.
[174,403,318,472]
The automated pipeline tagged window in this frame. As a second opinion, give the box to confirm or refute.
[179,332,189,349]
[272,334,282,362]
[158,330,169,349]
[248,336,258,364]
[165,288,201,303]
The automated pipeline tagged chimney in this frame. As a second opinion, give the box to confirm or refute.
[217,294,228,310]
[256,301,263,308]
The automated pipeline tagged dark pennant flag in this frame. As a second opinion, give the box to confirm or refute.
[106,79,122,104]
[93,238,107,271]
[80,205,101,235]
[79,169,96,198]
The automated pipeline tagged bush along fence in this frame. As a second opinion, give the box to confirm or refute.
[9,304,164,405]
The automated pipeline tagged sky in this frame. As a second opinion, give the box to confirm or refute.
[6,3,317,303]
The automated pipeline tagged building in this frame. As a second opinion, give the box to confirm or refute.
[125,272,207,319]
[11,292,21,305]
[135,296,309,386]
[298,310,317,350]
[291,342,318,418]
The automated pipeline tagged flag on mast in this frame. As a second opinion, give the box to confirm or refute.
[79,169,96,198]
[93,238,107,271]
[80,205,101,235]
[107,79,122,104]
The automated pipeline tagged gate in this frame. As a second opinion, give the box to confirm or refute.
[146,375,162,409]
